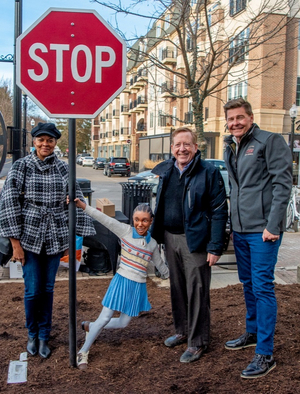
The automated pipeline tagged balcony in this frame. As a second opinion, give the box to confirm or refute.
[161,82,176,98]
[113,109,120,118]
[136,96,148,110]
[92,134,99,140]
[112,129,119,142]
[129,100,140,113]
[93,119,100,126]
[136,123,147,134]
[130,74,143,91]
[123,82,131,93]
[121,105,130,115]
[132,74,145,88]
[105,131,112,143]
[120,127,130,140]
[105,113,112,122]
[184,111,193,124]
[100,116,106,123]
[161,47,177,65]
[137,68,148,81]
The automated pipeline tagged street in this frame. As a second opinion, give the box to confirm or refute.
[74,161,153,213]
[75,162,128,211]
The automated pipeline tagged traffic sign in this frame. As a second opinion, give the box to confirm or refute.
[16,8,126,118]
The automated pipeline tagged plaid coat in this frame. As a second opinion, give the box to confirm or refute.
[0,152,95,255]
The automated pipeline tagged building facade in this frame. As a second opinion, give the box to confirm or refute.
[91,0,300,171]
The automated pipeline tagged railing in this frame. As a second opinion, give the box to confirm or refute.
[121,127,130,135]
[161,82,175,94]
[137,68,148,78]
[137,96,147,105]
[162,47,176,60]
[121,105,129,112]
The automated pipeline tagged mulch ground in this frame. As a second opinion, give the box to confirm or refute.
[0,279,299,393]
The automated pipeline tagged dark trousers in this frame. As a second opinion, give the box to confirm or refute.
[164,231,211,347]
[22,249,61,340]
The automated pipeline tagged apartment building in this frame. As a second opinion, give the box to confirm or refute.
[91,0,300,171]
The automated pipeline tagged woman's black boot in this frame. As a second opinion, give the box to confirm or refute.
[38,339,51,358]
[27,337,38,356]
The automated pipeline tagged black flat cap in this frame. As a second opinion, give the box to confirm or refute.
[31,122,61,139]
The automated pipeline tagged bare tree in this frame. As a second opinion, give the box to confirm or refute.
[92,0,300,153]
[0,79,13,128]
[56,118,92,155]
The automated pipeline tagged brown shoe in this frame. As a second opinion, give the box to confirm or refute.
[81,321,90,332]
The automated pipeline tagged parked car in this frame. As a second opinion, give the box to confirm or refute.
[103,157,131,177]
[81,156,94,167]
[205,159,230,197]
[76,153,91,165]
[93,157,106,170]
[128,170,159,194]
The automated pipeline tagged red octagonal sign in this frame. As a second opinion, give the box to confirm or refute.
[16,8,126,118]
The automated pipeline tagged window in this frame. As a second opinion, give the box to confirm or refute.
[186,35,194,51]
[230,0,247,17]
[156,23,161,38]
[158,47,163,61]
[227,81,248,101]
[172,107,177,126]
[150,112,154,128]
[205,107,209,121]
[165,14,170,30]
[229,28,249,65]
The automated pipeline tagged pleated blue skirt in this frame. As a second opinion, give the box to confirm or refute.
[102,273,151,317]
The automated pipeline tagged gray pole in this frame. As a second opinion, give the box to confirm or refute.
[13,0,22,163]
[68,118,77,367]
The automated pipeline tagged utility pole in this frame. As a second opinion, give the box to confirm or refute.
[12,0,23,163]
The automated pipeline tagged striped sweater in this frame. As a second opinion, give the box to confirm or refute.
[84,205,169,283]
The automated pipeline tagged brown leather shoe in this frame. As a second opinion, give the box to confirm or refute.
[81,321,90,332]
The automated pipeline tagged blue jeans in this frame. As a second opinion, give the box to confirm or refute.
[233,232,282,355]
[22,248,61,340]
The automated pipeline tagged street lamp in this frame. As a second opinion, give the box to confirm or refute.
[289,103,298,161]
[30,119,35,148]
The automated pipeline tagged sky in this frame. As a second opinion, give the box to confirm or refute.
[0,0,157,82]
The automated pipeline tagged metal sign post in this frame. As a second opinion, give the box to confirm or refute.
[68,119,77,366]
[16,8,126,367]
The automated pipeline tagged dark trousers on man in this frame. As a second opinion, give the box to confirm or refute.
[164,231,211,347]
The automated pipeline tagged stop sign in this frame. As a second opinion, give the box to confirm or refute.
[16,8,126,118]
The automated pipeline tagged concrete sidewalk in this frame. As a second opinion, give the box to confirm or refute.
[1,231,299,289]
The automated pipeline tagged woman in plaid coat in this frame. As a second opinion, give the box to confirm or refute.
[0,123,95,359]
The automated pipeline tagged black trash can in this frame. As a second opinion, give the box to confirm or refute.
[120,182,153,225]
[76,178,94,205]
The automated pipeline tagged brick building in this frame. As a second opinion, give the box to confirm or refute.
[91,0,300,172]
